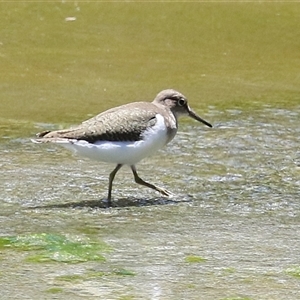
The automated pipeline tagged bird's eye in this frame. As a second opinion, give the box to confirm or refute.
[178,98,186,106]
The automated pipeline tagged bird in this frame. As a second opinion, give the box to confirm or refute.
[32,89,212,207]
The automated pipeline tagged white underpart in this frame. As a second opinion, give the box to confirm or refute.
[57,114,169,165]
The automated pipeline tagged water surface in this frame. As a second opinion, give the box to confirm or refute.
[1,2,300,300]
[1,107,300,299]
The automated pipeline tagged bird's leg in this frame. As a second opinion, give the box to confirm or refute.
[107,164,123,207]
[130,165,172,197]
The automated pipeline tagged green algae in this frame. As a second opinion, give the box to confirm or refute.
[55,274,85,282]
[285,266,300,278]
[113,268,136,276]
[0,233,110,263]
[55,268,136,283]
[185,255,207,263]
[45,287,64,294]
[220,297,252,300]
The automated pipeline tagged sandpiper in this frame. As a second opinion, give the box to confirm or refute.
[32,89,212,207]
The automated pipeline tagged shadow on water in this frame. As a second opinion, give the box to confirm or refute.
[26,196,192,209]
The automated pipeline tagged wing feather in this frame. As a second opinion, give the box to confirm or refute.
[36,102,160,143]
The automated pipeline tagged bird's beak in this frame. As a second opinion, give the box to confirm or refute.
[188,108,212,128]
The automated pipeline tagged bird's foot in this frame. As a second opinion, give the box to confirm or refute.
[158,187,174,197]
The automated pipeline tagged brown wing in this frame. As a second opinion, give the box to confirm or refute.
[36,102,160,143]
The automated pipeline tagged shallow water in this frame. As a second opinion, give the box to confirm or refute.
[1,2,300,299]
[1,107,300,299]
